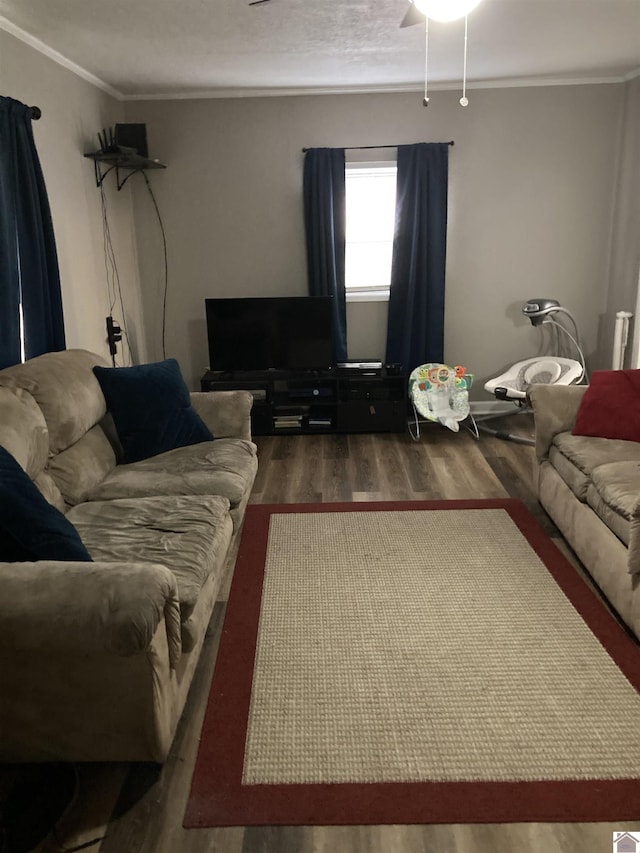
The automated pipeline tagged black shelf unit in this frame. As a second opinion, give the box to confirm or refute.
[335,370,407,434]
[200,367,407,435]
[84,150,166,190]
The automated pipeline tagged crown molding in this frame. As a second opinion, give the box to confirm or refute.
[0,15,123,99]
[123,73,628,101]
[123,84,421,101]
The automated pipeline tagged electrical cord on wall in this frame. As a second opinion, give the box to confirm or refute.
[99,181,117,316]
[99,180,134,365]
[141,171,169,360]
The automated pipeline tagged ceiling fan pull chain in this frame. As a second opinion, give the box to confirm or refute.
[423,17,429,106]
[460,14,469,106]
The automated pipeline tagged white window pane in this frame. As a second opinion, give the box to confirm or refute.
[346,179,396,239]
[345,163,397,293]
[345,242,394,289]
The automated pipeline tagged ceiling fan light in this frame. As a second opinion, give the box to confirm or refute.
[412,0,483,22]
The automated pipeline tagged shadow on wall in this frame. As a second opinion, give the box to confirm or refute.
[187,316,209,391]
[505,299,571,359]
[121,309,141,366]
[505,300,531,330]
[346,300,389,361]
[477,299,550,392]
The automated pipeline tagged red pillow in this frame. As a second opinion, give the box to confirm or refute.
[572,369,640,442]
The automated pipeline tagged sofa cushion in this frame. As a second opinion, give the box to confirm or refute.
[548,444,591,502]
[33,472,67,513]
[573,369,640,442]
[584,461,640,550]
[0,447,93,563]
[550,432,640,501]
[88,438,258,511]
[0,350,109,454]
[47,425,118,506]
[93,359,213,464]
[586,484,631,548]
[0,385,49,479]
[67,495,233,630]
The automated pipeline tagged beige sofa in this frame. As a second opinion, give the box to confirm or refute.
[529,383,640,639]
[0,349,257,763]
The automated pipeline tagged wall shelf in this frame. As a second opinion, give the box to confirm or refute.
[84,150,166,190]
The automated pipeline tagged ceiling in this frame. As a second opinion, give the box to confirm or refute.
[0,0,639,99]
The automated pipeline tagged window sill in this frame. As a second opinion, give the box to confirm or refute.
[346,290,390,303]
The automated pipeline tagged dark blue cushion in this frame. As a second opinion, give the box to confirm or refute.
[0,447,93,562]
[93,359,213,464]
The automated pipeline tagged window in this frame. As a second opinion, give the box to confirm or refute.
[345,161,397,302]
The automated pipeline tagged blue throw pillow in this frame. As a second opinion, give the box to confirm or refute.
[0,447,93,562]
[93,359,213,463]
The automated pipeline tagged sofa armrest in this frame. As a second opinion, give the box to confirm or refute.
[190,390,253,441]
[528,384,588,461]
[0,561,182,667]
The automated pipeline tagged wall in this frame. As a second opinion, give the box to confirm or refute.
[126,84,624,395]
[0,29,147,365]
[600,76,640,368]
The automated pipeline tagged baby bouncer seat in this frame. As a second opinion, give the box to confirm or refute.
[409,363,476,440]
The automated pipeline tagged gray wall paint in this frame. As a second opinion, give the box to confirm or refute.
[1,29,629,394]
[601,77,640,368]
[127,85,624,395]
[0,30,147,365]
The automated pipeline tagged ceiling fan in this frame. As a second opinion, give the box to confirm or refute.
[249,0,482,27]
[400,3,426,28]
[399,0,484,106]
[400,0,483,26]
[247,0,426,21]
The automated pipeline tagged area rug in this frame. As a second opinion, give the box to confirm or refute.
[184,499,640,827]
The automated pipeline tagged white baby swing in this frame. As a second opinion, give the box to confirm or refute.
[480,298,587,443]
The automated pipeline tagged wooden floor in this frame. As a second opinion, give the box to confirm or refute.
[20,414,640,852]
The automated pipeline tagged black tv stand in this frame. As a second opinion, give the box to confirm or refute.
[200,367,406,435]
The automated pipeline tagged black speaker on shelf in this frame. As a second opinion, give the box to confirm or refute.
[115,123,148,158]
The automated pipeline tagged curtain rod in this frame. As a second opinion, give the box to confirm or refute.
[302,141,454,152]
[30,106,41,120]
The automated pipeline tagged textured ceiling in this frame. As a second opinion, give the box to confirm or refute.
[0,0,639,98]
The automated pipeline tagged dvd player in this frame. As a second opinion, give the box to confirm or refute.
[336,361,383,370]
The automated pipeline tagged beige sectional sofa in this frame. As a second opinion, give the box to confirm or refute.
[0,349,257,763]
[529,383,640,639]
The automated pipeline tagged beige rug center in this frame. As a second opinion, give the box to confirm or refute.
[242,509,640,785]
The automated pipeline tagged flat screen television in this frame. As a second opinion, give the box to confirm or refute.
[205,296,334,373]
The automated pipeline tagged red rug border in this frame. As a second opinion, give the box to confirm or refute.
[184,499,640,827]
